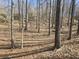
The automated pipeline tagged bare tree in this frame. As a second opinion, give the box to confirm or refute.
[51,0,57,28]
[51,0,55,28]
[48,0,51,35]
[55,0,61,49]
[61,0,65,28]
[77,19,79,34]
[67,1,72,26]
[37,0,40,33]
[21,0,24,48]
[24,0,28,31]
[11,0,15,48]
[77,16,79,34]
[36,0,38,29]
[68,0,75,40]
[18,0,21,31]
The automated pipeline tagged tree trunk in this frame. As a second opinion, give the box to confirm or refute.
[67,2,72,26]
[38,0,40,33]
[61,0,65,28]
[11,0,15,48]
[48,0,51,35]
[68,0,75,40]
[55,0,61,49]
[21,0,24,49]
[51,0,55,28]
[77,19,79,34]
[24,0,28,31]
[51,0,54,28]
[18,0,21,31]
[36,0,38,29]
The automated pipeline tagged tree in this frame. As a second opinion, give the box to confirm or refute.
[18,0,21,31]
[51,0,56,28]
[60,0,65,28]
[76,12,79,34]
[11,0,15,48]
[21,0,24,49]
[37,0,40,33]
[48,0,51,35]
[36,1,38,29]
[55,0,61,49]
[24,0,28,31]
[67,1,72,26]
[77,18,79,34]
[68,0,75,40]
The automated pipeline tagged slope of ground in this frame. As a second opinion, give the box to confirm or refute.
[0,21,79,59]
[22,38,79,59]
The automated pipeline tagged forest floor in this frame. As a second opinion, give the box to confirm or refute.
[0,20,79,59]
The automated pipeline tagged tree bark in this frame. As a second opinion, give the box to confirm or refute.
[77,19,79,34]
[55,0,61,49]
[61,0,65,28]
[68,0,75,40]
[67,2,72,26]
[11,0,15,48]
[51,0,57,29]
[24,0,28,31]
[21,0,24,49]
[38,0,40,33]
[18,0,21,31]
[48,0,51,35]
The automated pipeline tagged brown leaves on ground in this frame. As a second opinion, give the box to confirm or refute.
[34,39,79,59]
